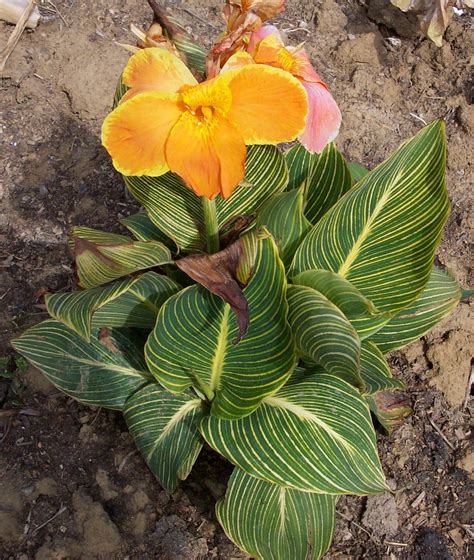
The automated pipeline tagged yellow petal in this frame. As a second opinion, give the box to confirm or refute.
[166,111,247,199]
[121,47,197,100]
[224,64,308,144]
[101,92,183,177]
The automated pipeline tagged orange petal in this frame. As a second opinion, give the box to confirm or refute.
[101,92,183,176]
[165,111,246,199]
[298,81,342,153]
[121,47,197,101]
[221,51,255,72]
[224,64,308,144]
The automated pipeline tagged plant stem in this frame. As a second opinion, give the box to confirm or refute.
[202,197,220,254]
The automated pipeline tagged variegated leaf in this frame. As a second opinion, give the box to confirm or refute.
[257,187,311,268]
[292,121,449,314]
[201,373,387,495]
[370,266,461,353]
[71,227,172,288]
[285,142,352,224]
[123,383,206,492]
[12,320,149,409]
[217,468,336,560]
[287,285,362,388]
[146,235,295,419]
[360,341,404,395]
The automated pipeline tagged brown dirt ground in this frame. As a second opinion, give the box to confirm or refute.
[0,1,473,558]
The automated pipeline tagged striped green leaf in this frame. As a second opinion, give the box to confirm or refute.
[12,320,149,410]
[46,277,135,341]
[348,161,369,183]
[285,142,352,224]
[360,341,404,395]
[292,269,391,340]
[146,235,295,419]
[257,187,311,268]
[370,266,461,353]
[71,227,172,288]
[217,468,336,560]
[125,145,288,253]
[123,383,206,493]
[201,373,387,494]
[291,121,449,314]
[287,285,362,388]
[92,272,181,330]
[120,211,175,248]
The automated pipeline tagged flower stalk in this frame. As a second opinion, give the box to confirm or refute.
[202,197,220,254]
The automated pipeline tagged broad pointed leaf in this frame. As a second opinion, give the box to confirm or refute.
[120,211,175,248]
[285,142,352,224]
[125,145,288,253]
[146,235,295,419]
[201,374,388,494]
[292,269,391,340]
[217,468,336,560]
[46,277,135,341]
[71,227,172,288]
[92,272,181,330]
[291,121,449,314]
[287,285,362,388]
[123,383,206,492]
[47,273,180,341]
[360,341,404,395]
[370,266,461,353]
[257,187,311,268]
[12,320,149,409]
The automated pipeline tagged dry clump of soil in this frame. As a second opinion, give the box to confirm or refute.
[1,1,473,559]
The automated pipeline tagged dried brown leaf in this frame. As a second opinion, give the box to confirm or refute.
[391,0,452,46]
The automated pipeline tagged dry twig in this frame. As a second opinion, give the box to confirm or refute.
[0,0,35,73]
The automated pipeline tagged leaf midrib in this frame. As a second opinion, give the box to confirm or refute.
[209,305,230,393]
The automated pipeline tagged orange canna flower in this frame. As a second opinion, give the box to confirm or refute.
[224,25,342,153]
[102,47,308,199]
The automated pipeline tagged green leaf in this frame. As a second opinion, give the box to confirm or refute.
[285,142,352,224]
[201,373,387,495]
[71,227,172,288]
[125,145,288,253]
[92,272,181,330]
[12,320,149,410]
[370,266,461,353]
[291,268,391,340]
[46,277,135,341]
[120,211,175,247]
[348,161,369,183]
[257,187,311,268]
[217,468,336,560]
[123,383,206,493]
[287,285,362,388]
[46,273,180,341]
[360,341,404,395]
[146,234,295,419]
[291,121,450,314]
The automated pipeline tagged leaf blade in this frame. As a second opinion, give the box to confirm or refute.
[217,468,336,560]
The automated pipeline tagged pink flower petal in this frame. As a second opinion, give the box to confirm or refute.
[247,24,283,55]
[299,81,342,153]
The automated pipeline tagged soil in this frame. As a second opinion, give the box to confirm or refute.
[0,1,473,559]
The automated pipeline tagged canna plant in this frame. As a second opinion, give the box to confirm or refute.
[13,1,461,558]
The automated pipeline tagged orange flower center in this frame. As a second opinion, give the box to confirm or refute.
[180,81,232,123]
